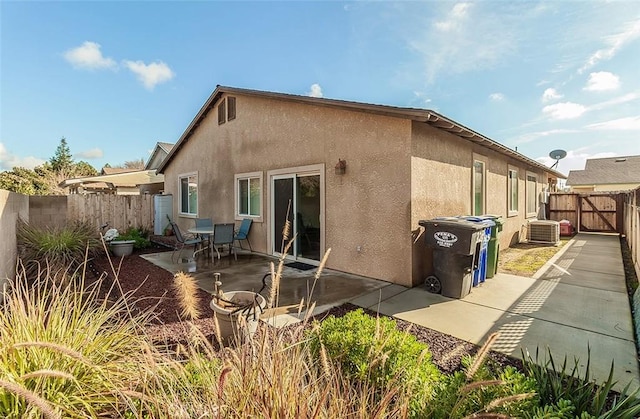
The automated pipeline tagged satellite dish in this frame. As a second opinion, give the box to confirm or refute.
[549,149,567,170]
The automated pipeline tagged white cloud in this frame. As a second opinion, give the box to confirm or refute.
[584,71,620,92]
[588,91,640,111]
[542,88,563,103]
[63,41,117,70]
[123,60,175,90]
[586,116,640,131]
[408,2,517,83]
[435,2,471,31]
[75,148,104,159]
[513,129,579,144]
[489,93,505,101]
[0,142,46,171]
[307,83,323,98]
[542,102,587,120]
[578,19,640,73]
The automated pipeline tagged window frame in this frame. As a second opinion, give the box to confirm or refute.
[234,171,263,222]
[472,156,486,216]
[218,98,226,125]
[178,172,198,218]
[508,166,519,217]
[227,96,236,121]
[525,171,538,218]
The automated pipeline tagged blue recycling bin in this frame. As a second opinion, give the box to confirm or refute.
[458,216,495,286]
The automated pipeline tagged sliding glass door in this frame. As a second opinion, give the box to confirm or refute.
[272,173,321,262]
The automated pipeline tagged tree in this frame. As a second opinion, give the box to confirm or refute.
[75,161,98,177]
[0,137,98,195]
[0,167,51,195]
[106,159,145,170]
[123,159,145,170]
[49,137,73,173]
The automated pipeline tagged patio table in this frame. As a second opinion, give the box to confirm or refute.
[188,226,214,258]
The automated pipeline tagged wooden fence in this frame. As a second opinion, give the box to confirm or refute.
[67,194,154,233]
[623,188,640,282]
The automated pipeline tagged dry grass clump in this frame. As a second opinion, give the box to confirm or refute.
[172,271,202,320]
[0,264,157,418]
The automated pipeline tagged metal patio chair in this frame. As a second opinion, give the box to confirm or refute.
[213,223,237,260]
[170,221,205,262]
[234,218,253,251]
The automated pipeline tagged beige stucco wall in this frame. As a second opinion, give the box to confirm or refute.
[0,189,29,301]
[410,122,550,285]
[164,93,555,287]
[164,93,414,285]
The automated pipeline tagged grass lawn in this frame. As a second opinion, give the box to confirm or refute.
[498,237,571,277]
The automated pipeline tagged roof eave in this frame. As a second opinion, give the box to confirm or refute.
[158,86,566,179]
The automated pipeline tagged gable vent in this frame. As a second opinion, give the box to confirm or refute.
[527,220,560,245]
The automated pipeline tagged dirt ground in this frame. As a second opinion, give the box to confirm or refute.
[497,238,571,277]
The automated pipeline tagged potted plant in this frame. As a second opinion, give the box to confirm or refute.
[108,227,149,257]
[164,214,174,236]
[109,239,136,257]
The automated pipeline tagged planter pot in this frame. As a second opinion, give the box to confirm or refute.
[109,240,136,257]
[210,291,266,345]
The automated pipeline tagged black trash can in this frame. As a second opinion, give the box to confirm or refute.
[419,218,486,299]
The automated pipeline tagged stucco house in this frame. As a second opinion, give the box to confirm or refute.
[158,86,564,287]
[566,155,640,192]
[146,142,175,171]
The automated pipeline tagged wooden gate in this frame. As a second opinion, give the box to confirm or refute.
[548,192,624,233]
[579,193,623,233]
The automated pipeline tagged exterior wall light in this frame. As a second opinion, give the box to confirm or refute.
[335,159,346,175]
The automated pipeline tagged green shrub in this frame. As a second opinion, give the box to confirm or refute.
[429,362,538,418]
[522,347,640,418]
[16,219,101,282]
[116,227,151,249]
[308,309,441,416]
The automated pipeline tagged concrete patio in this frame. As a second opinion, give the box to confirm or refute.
[143,232,639,392]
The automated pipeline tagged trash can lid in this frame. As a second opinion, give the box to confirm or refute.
[458,216,495,227]
[419,218,487,231]
[480,214,504,225]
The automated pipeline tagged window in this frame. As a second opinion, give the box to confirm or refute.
[218,98,226,125]
[508,168,518,215]
[235,172,262,219]
[473,160,485,215]
[526,173,537,216]
[227,96,236,121]
[179,173,198,216]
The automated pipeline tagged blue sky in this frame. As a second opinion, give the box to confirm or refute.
[1,1,639,176]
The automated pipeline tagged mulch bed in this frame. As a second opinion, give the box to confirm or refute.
[87,245,522,374]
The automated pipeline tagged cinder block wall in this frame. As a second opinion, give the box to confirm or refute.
[28,196,68,229]
[0,189,29,300]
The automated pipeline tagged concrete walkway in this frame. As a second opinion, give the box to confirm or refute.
[352,233,640,392]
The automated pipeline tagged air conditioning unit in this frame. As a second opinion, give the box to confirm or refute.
[527,220,560,244]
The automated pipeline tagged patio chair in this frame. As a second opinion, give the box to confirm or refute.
[194,217,214,241]
[170,221,205,262]
[213,223,237,260]
[234,218,253,251]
